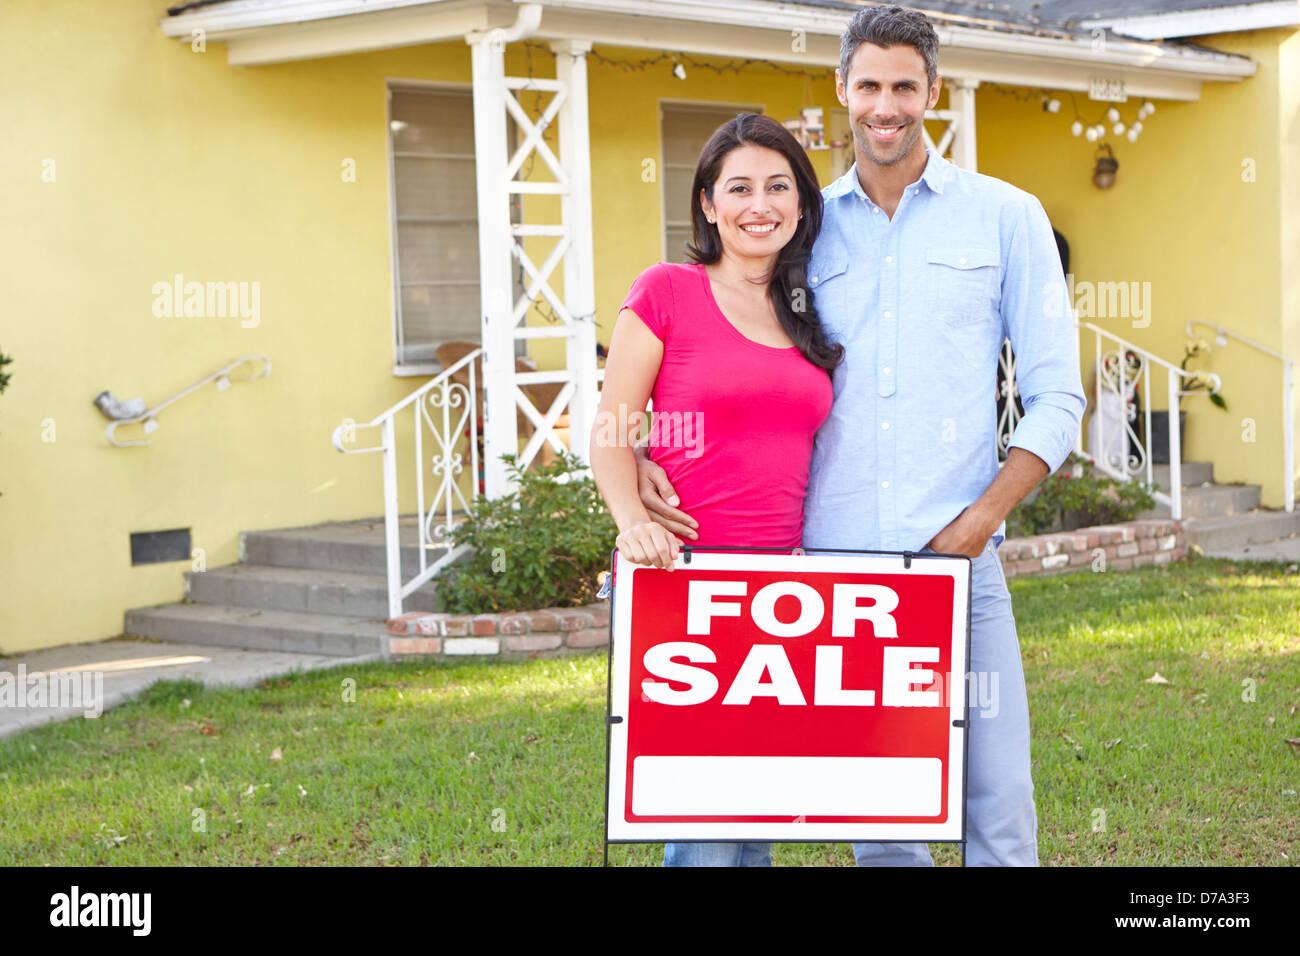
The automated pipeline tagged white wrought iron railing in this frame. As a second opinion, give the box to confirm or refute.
[996,338,1021,459]
[333,349,482,619]
[1075,322,1222,521]
[103,355,271,447]
[1186,319,1294,513]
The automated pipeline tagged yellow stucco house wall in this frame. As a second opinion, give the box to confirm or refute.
[0,1,1295,653]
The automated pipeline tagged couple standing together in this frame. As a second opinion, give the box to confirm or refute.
[588,4,1086,867]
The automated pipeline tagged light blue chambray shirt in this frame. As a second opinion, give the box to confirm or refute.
[801,148,1085,553]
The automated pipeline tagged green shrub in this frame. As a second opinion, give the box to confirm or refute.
[438,451,616,614]
[1007,453,1157,538]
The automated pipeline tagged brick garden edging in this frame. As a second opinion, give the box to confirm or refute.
[999,518,1184,579]
[387,603,610,659]
[385,518,1184,657]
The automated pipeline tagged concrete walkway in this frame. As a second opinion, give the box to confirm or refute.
[0,637,383,740]
[1204,535,1300,563]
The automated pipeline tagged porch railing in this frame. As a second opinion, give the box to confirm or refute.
[1186,319,1294,513]
[1075,322,1223,521]
[332,349,482,619]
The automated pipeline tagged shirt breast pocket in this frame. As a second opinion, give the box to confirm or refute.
[808,252,850,342]
[925,246,1000,327]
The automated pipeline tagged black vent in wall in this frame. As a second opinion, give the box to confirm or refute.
[130,528,191,566]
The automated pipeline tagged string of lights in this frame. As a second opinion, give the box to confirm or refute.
[583,46,836,81]
[983,81,1156,144]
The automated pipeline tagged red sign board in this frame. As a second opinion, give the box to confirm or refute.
[605,549,971,842]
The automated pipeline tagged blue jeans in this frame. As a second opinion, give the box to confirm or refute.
[662,541,1038,867]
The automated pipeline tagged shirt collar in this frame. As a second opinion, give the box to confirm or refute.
[824,147,951,202]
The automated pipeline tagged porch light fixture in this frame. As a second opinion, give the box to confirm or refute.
[1092,144,1119,190]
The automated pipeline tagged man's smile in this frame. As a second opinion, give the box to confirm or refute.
[865,121,906,143]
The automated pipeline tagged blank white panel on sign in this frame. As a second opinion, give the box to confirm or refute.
[632,756,942,817]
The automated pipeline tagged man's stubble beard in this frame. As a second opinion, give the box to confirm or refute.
[853,118,925,169]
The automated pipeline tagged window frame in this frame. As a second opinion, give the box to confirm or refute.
[385,78,483,377]
[657,98,764,264]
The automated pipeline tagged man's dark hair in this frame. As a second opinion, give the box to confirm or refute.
[839,5,940,88]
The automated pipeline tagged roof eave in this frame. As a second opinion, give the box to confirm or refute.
[158,0,1258,97]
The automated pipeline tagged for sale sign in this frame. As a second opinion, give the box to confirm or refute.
[605,549,971,843]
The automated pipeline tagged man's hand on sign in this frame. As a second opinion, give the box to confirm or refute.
[633,441,699,541]
[616,520,683,570]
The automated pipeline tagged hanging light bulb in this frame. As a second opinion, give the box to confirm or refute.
[672,60,686,80]
[1107,107,1120,123]
[1144,101,1156,116]
[1048,98,1061,113]
[1126,128,1139,143]
[1132,121,1143,134]
[1071,120,1084,136]
[1086,126,1099,142]
[1114,121,1126,135]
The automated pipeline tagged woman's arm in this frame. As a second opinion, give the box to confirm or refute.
[589,307,682,569]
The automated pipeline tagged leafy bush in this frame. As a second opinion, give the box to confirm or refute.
[1007,453,1156,538]
[438,451,616,614]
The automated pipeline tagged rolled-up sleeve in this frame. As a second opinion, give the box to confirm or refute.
[1000,195,1086,473]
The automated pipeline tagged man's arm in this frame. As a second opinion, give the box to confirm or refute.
[928,194,1085,557]
[632,439,699,540]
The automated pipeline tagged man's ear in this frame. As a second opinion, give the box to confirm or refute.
[929,74,943,111]
[834,68,848,108]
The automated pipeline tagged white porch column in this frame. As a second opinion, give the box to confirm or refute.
[470,32,518,500]
[552,39,598,466]
[951,78,979,171]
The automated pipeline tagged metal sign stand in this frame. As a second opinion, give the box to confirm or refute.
[601,545,971,868]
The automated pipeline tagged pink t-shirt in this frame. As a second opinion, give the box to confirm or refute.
[619,261,833,550]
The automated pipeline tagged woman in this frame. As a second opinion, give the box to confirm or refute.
[588,112,843,867]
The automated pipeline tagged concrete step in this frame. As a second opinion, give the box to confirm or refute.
[1183,510,1300,553]
[123,603,390,657]
[1144,483,1262,520]
[1152,461,1214,489]
[240,516,461,577]
[185,564,444,617]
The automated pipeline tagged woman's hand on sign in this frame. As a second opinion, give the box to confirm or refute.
[616,520,683,570]
[634,446,699,540]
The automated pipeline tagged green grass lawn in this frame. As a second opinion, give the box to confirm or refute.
[2,558,1297,866]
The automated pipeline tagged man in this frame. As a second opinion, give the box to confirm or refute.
[634,5,1085,866]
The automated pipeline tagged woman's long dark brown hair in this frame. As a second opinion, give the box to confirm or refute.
[686,112,843,372]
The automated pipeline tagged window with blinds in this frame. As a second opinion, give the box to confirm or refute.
[659,101,763,263]
[388,85,524,368]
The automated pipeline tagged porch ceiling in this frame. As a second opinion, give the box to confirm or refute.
[160,0,1256,100]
